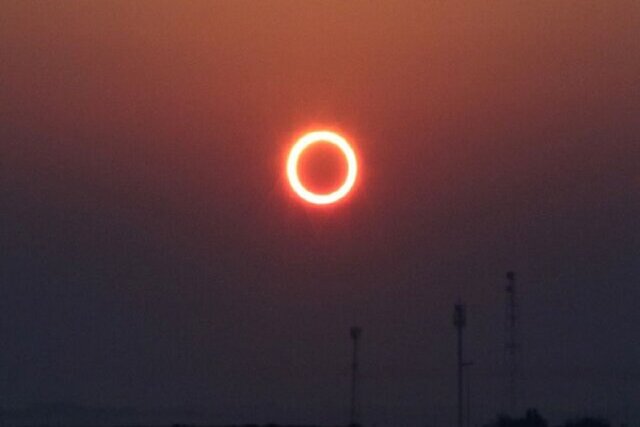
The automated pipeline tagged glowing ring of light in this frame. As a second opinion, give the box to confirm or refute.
[287,131,358,205]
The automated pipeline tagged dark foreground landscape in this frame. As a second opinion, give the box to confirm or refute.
[0,405,618,427]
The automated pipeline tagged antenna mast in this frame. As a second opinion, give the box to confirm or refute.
[349,326,362,426]
[453,303,466,427]
[505,271,519,414]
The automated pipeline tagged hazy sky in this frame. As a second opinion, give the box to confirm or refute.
[1,2,639,426]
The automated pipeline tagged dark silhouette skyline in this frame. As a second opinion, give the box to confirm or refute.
[1,2,638,426]
[0,404,618,427]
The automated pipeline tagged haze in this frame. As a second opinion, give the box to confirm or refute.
[1,2,639,426]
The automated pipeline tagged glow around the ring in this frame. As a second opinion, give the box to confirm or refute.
[286,130,358,205]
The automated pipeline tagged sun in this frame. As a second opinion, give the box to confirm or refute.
[286,130,358,205]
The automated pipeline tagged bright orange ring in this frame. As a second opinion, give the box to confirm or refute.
[286,131,358,205]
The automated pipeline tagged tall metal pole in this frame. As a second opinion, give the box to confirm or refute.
[349,326,362,426]
[453,303,466,427]
[505,271,518,414]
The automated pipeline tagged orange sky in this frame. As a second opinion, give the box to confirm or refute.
[1,2,639,425]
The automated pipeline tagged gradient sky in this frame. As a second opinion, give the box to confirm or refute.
[1,1,639,426]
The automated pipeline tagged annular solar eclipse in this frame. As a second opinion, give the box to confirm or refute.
[286,130,358,205]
